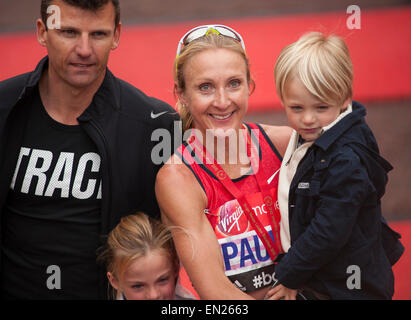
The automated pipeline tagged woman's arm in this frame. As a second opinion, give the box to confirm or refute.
[155,158,254,300]
[260,124,293,157]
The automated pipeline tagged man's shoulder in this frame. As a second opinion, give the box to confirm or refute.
[0,72,31,110]
[117,78,172,109]
[0,72,30,94]
[114,76,179,123]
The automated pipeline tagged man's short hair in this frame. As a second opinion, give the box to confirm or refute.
[41,0,120,29]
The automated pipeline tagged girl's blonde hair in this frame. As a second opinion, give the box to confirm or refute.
[98,212,179,298]
[274,32,353,106]
[173,32,254,132]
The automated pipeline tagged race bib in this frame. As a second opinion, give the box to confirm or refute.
[206,189,281,292]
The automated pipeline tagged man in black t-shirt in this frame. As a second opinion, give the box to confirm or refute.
[0,0,178,299]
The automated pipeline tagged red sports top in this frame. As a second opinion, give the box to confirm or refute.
[176,123,283,292]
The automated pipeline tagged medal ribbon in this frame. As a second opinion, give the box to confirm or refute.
[188,127,283,261]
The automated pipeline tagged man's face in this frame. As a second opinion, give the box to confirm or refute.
[37,0,121,89]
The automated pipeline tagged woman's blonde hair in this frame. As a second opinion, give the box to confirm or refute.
[274,32,353,106]
[174,32,254,132]
[98,212,179,298]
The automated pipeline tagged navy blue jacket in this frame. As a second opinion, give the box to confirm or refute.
[275,101,404,299]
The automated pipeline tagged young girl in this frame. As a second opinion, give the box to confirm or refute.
[99,212,195,300]
[266,32,404,300]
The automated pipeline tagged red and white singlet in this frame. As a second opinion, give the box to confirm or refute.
[176,123,283,292]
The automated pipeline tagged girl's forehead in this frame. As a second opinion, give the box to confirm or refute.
[128,249,173,271]
[120,250,176,281]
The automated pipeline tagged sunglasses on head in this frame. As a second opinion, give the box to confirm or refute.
[176,24,246,56]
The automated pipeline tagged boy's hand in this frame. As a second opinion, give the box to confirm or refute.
[264,283,298,300]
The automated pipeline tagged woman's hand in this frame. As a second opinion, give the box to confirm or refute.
[264,283,298,300]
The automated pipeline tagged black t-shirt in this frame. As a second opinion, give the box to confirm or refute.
[1,87,102,299]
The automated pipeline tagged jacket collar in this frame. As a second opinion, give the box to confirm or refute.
[25,56,48,90]
[313,101,367,151]
[81,66,121,119]
[95,67,121,110]
[14,56,49,101]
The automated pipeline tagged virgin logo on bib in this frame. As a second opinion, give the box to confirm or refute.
[206,188,281,292]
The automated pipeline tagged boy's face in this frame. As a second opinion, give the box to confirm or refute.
[282,77,348,142]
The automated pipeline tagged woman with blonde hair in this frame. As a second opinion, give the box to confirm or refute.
[155,25,292,299]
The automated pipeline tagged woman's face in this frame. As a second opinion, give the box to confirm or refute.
[108,249,178,300]
[178,48,250,137]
